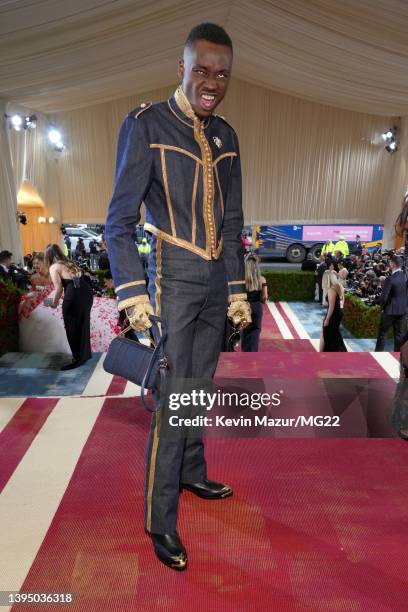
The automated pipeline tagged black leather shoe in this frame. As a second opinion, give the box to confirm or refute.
[180,478,233,499]
[149,532,187,571]
[398,429,408,441]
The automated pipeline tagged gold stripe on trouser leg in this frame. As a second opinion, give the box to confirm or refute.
[146,236,162,533]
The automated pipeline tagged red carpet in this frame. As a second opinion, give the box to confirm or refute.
[259,339,315,352]
[2,302,405,610]
[14,396,408,611]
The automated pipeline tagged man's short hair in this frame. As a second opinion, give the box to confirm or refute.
[185,23,233,51]
[0,250,12,263]
[391,255,403,268]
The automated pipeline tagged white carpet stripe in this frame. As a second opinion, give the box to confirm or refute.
[309,339,321,351]
[0,396,104,597]
[82,353,113,396]
[267,303,293,339]
[0,398,26,433]
[278,302,321,352]
[344,340,354,352]
[123,381,141,397]
[370,352,400,380]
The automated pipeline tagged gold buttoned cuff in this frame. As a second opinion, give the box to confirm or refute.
[117,294,150,312]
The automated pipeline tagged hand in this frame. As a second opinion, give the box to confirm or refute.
[227,300,252,328]
[323,318,329,327]
[126,301,154,332]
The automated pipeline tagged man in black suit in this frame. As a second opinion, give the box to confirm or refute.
[375,255,407,351]
[0,251,12,283]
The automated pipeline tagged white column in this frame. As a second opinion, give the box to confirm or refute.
[382,116,408,249]
[0,99,23,263]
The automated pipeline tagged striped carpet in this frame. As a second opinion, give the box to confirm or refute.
[0,302,406,611]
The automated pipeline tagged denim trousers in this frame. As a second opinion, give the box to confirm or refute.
[144,238,228,534]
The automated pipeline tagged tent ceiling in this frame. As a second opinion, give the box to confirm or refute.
[1,0,407,115]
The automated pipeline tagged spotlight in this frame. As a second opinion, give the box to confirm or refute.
[382,126,398,154]
[38,216,47,224]
[11,115,23,131]
[381,129,394,142]
[48,129,61,144]
[386,141,398,153]
[25,114,37,129]
[55,141,65,152]
[48,217,55,224]
[18,212,27,225]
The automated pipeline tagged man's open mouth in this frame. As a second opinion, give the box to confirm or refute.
[200,93,217,110]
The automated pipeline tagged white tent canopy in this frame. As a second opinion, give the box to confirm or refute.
[1,0,407,115]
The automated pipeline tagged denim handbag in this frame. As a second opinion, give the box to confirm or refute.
[103,315,167,411]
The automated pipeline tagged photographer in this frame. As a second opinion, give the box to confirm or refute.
[0,250,30,290]
[374,255,407,352]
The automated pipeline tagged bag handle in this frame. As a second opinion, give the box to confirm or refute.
[140,315,168,412]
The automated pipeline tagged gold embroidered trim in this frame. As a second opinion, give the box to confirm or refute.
[191,161,199,244]
[155,236,162,317]
[170,88,210,129]
[134,102,152,118]
[194,120,217,257]
[145,222,213,260]
[228,280,246,286]
[115,280,146,293]
[117,295,150,312]
[214,164,224,218]
[174,85,196,121]
[150,143,202,165]
[213,152,237,166]
[160,148,176,237]
[167,99,192,128]
[228,293,248,302]
[146,410,161,532]
[215,237,223,258]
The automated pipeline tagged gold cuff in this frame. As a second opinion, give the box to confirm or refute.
[228,293,247,302]
[115,280,146,292]
[117,295,150,312]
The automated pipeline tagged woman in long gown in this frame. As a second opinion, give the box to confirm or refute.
[44,244,93,370]
[320,270,347,352]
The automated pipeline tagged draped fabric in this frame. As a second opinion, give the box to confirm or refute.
[0,100,23,261]
[382,116,408,249]
[7,103,62,230]
[0,1,407,116]
[51,79,396,226]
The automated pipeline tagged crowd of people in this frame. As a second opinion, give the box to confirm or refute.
[307,235,407,352]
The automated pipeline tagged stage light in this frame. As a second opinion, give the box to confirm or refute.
[55,141,65,152]
[11,115,23,130]
[25,114,37,129]
[38,216,46,224]
[48,217,55,224]
[18,212,27,225]
[386,141,398,153]
[381,129,394,142]
[382,126,398,154]
[48,129,61,144]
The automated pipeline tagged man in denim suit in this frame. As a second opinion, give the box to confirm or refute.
[105,23,251,570]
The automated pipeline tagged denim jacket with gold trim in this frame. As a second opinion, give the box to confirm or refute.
[105,87,246,310]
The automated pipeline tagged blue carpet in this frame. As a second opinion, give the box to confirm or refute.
[0,353,101,397]
[287,301,393,351]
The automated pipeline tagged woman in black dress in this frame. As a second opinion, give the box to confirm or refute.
[241,255,268,352]
[44,244,93,370]
[320,270,347,352]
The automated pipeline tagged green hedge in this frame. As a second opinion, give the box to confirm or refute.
[263,271,316,301]
[0,281,21,356]
[343,293,381,338]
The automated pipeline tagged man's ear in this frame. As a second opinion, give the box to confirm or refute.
[177,59,184,82]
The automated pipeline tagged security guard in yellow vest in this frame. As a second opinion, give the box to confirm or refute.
[321,240,335,255]
[334,236,349,256]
